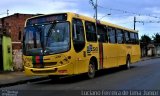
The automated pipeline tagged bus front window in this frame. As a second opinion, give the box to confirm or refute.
[23,22,70,56]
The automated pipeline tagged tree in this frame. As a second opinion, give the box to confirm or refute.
[152,33,160,43]
[140,34,151,44]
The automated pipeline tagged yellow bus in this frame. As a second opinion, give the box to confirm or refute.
[23,12,140,79]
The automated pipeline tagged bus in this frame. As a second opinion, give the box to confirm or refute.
[22,12,140,79]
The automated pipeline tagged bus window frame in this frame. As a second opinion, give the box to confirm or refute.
[124,31,130,44]
[97,24,108,43]
[85,21,98,42]
[108,27,117,44]
[130,32,136,44]
[116,29,124,44]
[72,18,86,53]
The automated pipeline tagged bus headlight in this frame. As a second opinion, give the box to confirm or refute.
[24,62,32,67]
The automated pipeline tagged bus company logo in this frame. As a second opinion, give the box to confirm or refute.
[87,45,92,53]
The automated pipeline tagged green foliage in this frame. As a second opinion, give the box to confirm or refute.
[140,34,151,44]
[152,33,160,43]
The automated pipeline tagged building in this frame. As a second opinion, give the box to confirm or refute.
[0,13,35,50]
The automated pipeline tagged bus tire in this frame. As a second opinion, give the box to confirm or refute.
[88,61,96,79]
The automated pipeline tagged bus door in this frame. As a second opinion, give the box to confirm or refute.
[104,27,118,68]
[116,29,126,66]
[0,35,3,71]
[72,18,87,74]
[97,25,107,69]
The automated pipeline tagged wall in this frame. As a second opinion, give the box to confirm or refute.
[13,49,23,71]
[2,36,13,71]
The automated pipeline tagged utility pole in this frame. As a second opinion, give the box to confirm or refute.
[7,9,9,16]
[134,16,136,30]
[89,0,98,33]
[95,0,98,34]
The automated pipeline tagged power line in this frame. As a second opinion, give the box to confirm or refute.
[98,5,160,19]
[136,21,160,24]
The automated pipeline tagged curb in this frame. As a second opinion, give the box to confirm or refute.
[141,56,160,61]
[0,76,48,88]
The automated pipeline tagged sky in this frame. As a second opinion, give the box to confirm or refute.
[0,0,160,38]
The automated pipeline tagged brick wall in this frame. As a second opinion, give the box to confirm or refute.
[1,13,34,50]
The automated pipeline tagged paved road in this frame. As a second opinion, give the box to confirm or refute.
[1,58,160,96]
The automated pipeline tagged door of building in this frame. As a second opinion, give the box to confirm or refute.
[0,35,3,71]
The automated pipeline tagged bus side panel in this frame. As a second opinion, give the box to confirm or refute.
[131,45,141,63]
[103,43,118,68]
[73,47,89,74]
[117,44,127,66]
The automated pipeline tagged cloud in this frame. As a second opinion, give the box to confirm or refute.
[0,0,79,16]
[145,7,160,14]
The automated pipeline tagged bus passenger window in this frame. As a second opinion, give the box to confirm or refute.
[124,31,130,44]
[108,28,116,43]
[116,29,124,44]
[134,33,139,44]
[130,32,136,44]
[97,25,108,43]
[72,18,85,52]
[85,21,97,42]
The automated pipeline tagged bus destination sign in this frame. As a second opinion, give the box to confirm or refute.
[27,14,67,25]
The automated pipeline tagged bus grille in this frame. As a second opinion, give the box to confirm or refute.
[33,62,57,68]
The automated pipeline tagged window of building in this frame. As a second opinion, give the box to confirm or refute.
[85,21,97,42]
[18,31,22,40]
[72,18,85,52]
[116,29,124,44]
[97,24,107,43]
[108,27,116,43]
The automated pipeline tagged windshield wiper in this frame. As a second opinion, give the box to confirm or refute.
[46,21,57,46]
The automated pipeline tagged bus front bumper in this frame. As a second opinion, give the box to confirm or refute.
[24,64,74,76]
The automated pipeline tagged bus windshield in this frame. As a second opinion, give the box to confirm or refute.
[23,22,70,56]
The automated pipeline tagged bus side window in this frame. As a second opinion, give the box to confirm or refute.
[108,27,116,43]
[116,29,124,44]
[85,21,97,42]
[134,33,139,44]
[124,31,130,44]
[72,18,85,52]
[130,32,136,44]
[97,24,108,43]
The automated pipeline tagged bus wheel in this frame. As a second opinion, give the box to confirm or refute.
[88,61,96,79]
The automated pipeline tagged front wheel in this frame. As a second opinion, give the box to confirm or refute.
[88,61,96,79]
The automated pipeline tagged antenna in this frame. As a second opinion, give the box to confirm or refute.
[7,9,9,16]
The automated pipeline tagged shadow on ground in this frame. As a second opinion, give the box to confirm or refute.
[34,66,136,85]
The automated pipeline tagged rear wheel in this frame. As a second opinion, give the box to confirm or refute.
[88,61,96,79]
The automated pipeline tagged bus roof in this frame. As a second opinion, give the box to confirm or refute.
[27,12,138,33]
